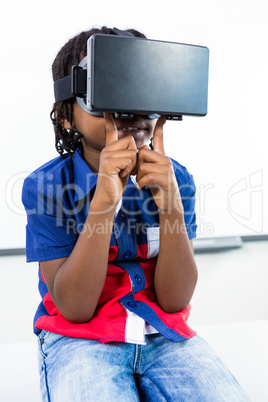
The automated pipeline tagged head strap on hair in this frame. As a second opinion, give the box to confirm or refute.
[112,27,135,37]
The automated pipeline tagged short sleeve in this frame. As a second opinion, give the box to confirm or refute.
[179,176,197,239]
[172,160,197,239]
[22,176,77,262]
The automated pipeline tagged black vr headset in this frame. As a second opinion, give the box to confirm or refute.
[54,28,209,120]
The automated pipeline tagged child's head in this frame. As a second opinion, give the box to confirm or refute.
[50,26,146,158]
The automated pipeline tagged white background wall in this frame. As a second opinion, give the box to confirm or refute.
[1,0,268,249]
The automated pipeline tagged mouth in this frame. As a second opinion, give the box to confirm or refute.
[117,123,148,139]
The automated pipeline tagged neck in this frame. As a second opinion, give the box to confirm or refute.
[81,146,100,174]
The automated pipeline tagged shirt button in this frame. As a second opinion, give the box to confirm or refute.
[123,251,132,259]
[135,275,142,285]
[127,302,137,308]
[120,210,126,218]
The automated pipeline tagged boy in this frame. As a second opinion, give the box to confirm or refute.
[22,26,249,401]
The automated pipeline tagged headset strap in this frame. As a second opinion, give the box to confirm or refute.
[54,66,87,102]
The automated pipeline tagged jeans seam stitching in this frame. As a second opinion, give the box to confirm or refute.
[41,355,51,402]
[133,344,139,374]
[133,345,143,375]
[137,346,143,374]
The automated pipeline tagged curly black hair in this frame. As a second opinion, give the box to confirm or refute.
[50,26,146,158]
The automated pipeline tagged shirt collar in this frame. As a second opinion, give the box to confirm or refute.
[73,148,97,202]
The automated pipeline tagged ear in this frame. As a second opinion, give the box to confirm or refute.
[61,119,72,130]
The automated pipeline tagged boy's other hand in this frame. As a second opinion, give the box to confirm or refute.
[136,116,183,215]
[92,113,138,212]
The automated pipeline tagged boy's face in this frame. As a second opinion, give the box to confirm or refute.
[62,102,158,172]
[70,102,157,151]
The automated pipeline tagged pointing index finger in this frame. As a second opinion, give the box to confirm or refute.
[152,115,166,154]
[104,112,118,146]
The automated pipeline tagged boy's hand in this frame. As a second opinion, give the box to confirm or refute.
[92,113,138,212]
[136,116,183,215]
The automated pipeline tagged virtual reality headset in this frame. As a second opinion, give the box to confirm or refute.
[54,28,209,120]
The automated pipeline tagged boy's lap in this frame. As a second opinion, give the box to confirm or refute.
[38,332,249,401]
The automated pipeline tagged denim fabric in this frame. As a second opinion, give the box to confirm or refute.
[38,331,250,402]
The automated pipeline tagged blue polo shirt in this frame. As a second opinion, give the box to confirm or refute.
[22,148,197,344]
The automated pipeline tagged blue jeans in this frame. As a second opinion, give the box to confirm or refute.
[38,331,250,401]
